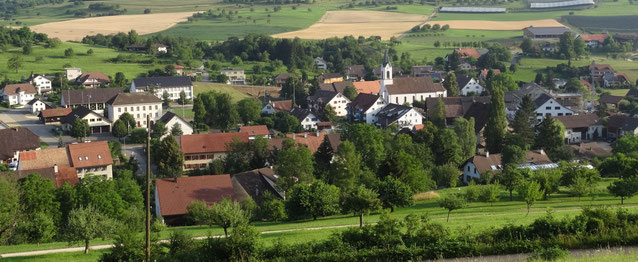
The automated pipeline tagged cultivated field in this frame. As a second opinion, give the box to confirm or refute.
[272,11,428,40]
[427,19,564,30]
[30,12,199,41]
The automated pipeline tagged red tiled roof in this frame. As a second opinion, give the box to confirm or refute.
[68,141,113,168]
[39,108,72,118]
[268,132,331,154]
[173,64,184,69]
[77,72,110,84]
[3,83,37,95]
[271,100,293,112]
[579,34,608,43]
[239,125,269,136]
[353,81,380,94]
[480,69,501,79]
[455,48,481,59]
[589,64,613,72]
[180,132,249,154]
[155,175,235,216]
[580,79,592,89]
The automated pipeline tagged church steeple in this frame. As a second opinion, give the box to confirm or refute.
[383,51,391,67]
[379,50,393,102]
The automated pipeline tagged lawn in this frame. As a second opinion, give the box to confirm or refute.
[0,42,162,81]
[394,43,454,63]
[167,108,194,118]
[193,82,250,102]
[608,89,630,96]
[512,56,638,83]
[401,29,521,47]
[1,249,108,261]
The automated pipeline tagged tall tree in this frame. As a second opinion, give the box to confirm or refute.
[275,139,314,191]
[0,176,19,245]
[498,165,524,201]
[162,91,171,107]
[511,94,536,146]
[343,123,386,171]
[532,169,562,200]
[343,85,357,101]
[443,72,459,97]
[214,93,240,131]
[328,141,362,191]
[67,205,115,254]
[534,117,566,160]
[156,135,184,178]
[7,54,22,73]
[118,112,136,131]
[376,177,413,212]
[236,98,261,125]
[433,129,463,166]
[281,76,307,106]
[111,120,127,141]
[485,87,507,154]
[558,31,574,60]
[344,185,381,227]
[150,121,167,139]
[430,97,447,129]
[71,119,90,142]
[170,123,183,136]
[19,173,59,218]
[453,117,476,160]
[193,98,206,124]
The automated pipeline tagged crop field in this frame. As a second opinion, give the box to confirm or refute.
[30,12,199,41]
[0,42,161,81]
[563,15,638,32]
[425,19,564,30]
[272,11,428,40]
[401,29,521,47]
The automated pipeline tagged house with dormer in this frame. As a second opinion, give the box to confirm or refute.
[290,107,320,130]
[261,100,293,115]
[307,90,351,117]
[461,150,555,183]
[375,103,423,130]
[76,72,110,88]
[2,83,36,106]
[28,74,52,94]
[553,113,602,144]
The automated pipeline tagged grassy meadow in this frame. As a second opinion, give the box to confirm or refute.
[511,56,638,83]
[0,42,162,81]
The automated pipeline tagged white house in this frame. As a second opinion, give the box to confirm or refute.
[61,106,112,134]
[261,100,293,115]
[290,107,319,130]
[158,111,194,139]
[307,90,351,117]
[60,88,122,115]
[315,57,328,70]
[130,76,194,101]
[348,93,387,124]
[28,75,52,95]
[107,93,163,128]
[27,98,51,115]
[65,68,82,81]
[220,68,246,85]
[378,53,446,106]
[534,93,574,122]
[553,113,602,144]
[461,150,555,184]
[456,75,484,96]
[2,83,36,106]
[375,103,423,130]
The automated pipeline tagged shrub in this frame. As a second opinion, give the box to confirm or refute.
[527,246,568,261]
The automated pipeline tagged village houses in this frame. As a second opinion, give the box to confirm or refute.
[130,76,194,101]
[2,83,36,106]
[107,93,163,128]
[179,132,250,171]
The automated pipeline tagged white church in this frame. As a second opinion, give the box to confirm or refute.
[378,53,447,106]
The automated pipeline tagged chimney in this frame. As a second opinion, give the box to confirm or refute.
[485,151,489,158]
[539,149,546,155]
[53,164,58,173]
[304,133,308,138]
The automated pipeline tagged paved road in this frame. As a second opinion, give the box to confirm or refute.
[121,144,155,176]
[0,108,114,146]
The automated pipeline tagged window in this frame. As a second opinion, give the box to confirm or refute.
[131,107,134,112]
[474,168,477,174]
[467,166,470,171]
[118,108,121,113]
[558,113,563,116]
[143,106,146,110]
[185,156,191,160]
[207,154,213,159]
[200,154,206,159]
[554,106,560,110]
[199,164,206,168]
[98,154,102,159]
[192,155,199,160]
[155,105,158,110]
[137,114,140,118]
[546,106,551,110]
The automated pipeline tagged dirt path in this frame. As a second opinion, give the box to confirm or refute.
[30,11,200,41]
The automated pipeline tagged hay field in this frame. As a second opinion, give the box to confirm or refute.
[428,19,564,30]
[272,11,427,40]
[30,12,199,41]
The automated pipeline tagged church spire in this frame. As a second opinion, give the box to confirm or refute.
[383,51,391,67]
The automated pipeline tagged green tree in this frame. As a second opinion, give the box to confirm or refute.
[22,44,32,55]
[344,185,381,227]
[453,117,476,160]
[22,212,55,245]
[67,205,115,254]
[502,145,526,167]
[275,139,314,191]
[569,176,591,200]
[499,165,525,200]
[215,93,240,130]
[118,112,136,131]
[433,164,460,188]
[535,72,544,85]
[573,37,586,58]
[7,54,23,73]
[517,180,544,215]
[0,176,19,245]
[343,123,386,171]
[558,32,574,60]
[485,87,507,153]
[430,97,447,128]
[74,176,126,220]
[322,104,337,123]
[376,176,413,212]
[273,111,302,133]
[178,90,188,105]
[236,98,261,125]
[380,150,434,192]
[186,200,212,225]
[489,73,518,92]
[439,193,467,222]
[535,117,566,160]
[343,85,357,101]
[479,183,501,206]
[150,121,167,139]
[608,176,638,205]
[170,123,183,136]
[328,141,362,191]
[71,119,90,142]
[227,224,260,261]
[210,198,249,237]
[155,135,184,178]
[162,91,171,107]
[258,192,286,221]
[193,98,206,124]
[443,72,459,97]
[281,76,307,106]
[532,169,562,200]
[520,37,534,54]
[19,173,59,218]
[111,120,127,140]
[433,128,463,166]
[64,48,74,57]
[512,95,536,146]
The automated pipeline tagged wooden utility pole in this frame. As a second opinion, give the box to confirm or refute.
[145,115,151,262]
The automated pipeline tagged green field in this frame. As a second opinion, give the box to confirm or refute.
[0,42,162,81]
[401,29,521,47]
[193,82,250,102]
[512,56,638,83]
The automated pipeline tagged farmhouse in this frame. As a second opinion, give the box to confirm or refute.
[28,74,52,94]
[107,93,163,128]
[290,107,320,130]
[352,80,381,94]
[220,68,246,85]
[379,53,446,105]
[261,100,293,115]
[39,107,72,125]
[130,76,194,101]
[523,27,570,39]
[307,90,351,117]
[155,175,238,226]
[60,88,123,114]
[348,93,387,124]
[457,75,484,96]
[314,57,328,70]
[273,73,296,87]
[239,125,270,140]
[553,113,602,144]
[61,106,111,134]
[18,141,113,180]
[180,132,249,170]
[344,65,366,81]
[533,93,574,122]
[0,128,40,167]
[75,72,110,88]
[589,62,614,76]
[2,83,36,106]
[598,94,624,110]
[27,98,51,115]
[572,142,612,160]
[606,115,638,139]
[602,72,630,88]
[158,111,193,139]
[231,168,284,202]
[375,103,424,130]
[577,34,609,47]
[461,150,555,183]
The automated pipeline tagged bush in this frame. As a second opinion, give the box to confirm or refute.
[527,246,568,261]
[128,128,148,144]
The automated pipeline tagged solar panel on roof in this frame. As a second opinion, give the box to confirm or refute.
[530,0,594,8]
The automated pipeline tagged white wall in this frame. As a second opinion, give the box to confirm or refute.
[460,78,484,96]
[462,162,480,184]
[535,98,573,122]
[394,108,423,129]
[364,97,387,124]
[109,102,163,128]
[389,91,446,106]
[31,76,52,94]
[130,82,194,101]
[162,118,194,139]
[31,101,47,114]
[301,113,319,130]
[327,93,350,117]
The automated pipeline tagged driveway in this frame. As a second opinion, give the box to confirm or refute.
[122,144,156,176]
[0,108,115,146]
